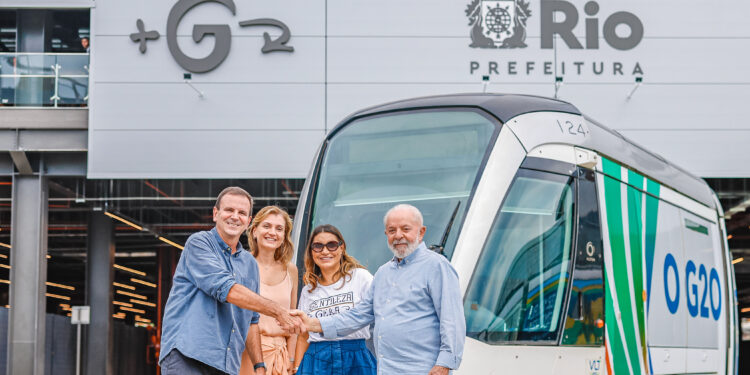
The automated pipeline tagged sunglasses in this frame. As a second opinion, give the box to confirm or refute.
[310,241,342,252]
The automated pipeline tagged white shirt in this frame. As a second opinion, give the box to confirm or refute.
[298,267,373,342]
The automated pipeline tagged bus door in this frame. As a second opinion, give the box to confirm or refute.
[462,155,604,374]
[557,166,606,374]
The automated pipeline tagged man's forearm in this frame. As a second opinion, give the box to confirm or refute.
[226,284,285,319]
[229,284,304,335]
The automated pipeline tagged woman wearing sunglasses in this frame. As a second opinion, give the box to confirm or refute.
[240,206,298,375]
[292,224,376,375]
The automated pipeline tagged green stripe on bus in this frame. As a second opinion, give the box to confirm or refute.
[605,267,631,375]
[602,158,630,374]
[610,189,641,374]
[644,179,660,312]
[626,170,647,373]
[602,163,637,375]
[643,178,660,374]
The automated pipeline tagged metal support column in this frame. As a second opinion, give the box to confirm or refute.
[85,210,115,375]
[7,174,48,375]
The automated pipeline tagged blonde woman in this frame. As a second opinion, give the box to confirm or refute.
[292,224,376,375]
[240,206,298,375]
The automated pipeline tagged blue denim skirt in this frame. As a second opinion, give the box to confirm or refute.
[298,339,376,375]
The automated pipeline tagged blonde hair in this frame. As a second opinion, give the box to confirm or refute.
[303,224,365,292]
[247,206,294,263]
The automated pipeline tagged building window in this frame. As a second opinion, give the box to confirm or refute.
[0,11,16,52]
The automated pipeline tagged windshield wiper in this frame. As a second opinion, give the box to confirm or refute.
[429,201,461,255]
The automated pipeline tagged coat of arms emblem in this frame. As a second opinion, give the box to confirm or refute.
[466,0,531,48]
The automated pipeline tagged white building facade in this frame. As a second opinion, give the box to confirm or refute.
[79,0,750,179]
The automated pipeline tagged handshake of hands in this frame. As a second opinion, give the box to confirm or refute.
[276,309,321,334]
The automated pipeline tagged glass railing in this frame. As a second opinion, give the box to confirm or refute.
[0,53,89,107]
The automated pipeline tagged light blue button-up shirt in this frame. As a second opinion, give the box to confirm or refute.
[159,228,260,374]
[320,242,465,374]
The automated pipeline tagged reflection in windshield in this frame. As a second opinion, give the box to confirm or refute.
[308,110,496,271]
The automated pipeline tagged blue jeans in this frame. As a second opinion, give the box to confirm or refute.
[298,339,377,375]
[160,349,228,375]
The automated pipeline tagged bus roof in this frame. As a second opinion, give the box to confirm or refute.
[344,93,581,123]
[333,93,717,209]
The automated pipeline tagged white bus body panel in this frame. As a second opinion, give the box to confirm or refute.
[452,125,526,295]
[459,338,605,375]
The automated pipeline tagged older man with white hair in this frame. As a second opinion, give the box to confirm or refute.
[293,204,465,375]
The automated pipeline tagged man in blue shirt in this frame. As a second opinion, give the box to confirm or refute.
[160,187,303,375]
[293,204,465,375]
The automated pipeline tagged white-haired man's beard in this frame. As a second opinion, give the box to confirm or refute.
[388,238,420,259]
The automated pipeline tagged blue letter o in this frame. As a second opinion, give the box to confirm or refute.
[663,253,680,314]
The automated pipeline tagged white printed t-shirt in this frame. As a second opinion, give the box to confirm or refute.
[298,267,373,342]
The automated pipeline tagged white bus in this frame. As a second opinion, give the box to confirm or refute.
[291,94,739,375]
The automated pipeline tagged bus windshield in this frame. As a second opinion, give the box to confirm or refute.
[308,109,497,270]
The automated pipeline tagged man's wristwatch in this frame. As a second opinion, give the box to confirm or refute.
[253,362,266,370]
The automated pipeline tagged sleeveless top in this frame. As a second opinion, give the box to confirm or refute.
[258,269,293,337]
[239,268,293,375]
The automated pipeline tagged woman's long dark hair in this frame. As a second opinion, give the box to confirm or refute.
[303,224,365,292]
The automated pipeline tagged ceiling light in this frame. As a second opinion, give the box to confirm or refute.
[741,307,750,313]
[46,282,75,291]
[113,301,133,308]
[733,257,745,265]
[119,306,145,314]
[158,236,184,250]
[113,282,135,290]
[0,242,10,249]
[130,299,155,307]
[104,211,143,231]
[116,290,147,300]
[114,264,146,276]
[117,252,157,258]
[0,264,10,269]
[130,278,156,288]
[46,293,70,301]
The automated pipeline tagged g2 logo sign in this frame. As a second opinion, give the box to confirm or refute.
[131,0,294,73]
[663,253,721,320]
